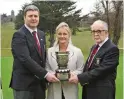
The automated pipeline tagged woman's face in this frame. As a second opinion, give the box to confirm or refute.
[57,27,69,45]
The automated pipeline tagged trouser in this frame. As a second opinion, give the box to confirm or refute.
[13,90,34,99]
[13,86,45,99]
[82,86,115,99]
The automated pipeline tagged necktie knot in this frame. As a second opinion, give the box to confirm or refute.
[95,44,99,49]
[92,44,99,55]
[32,31,36,35]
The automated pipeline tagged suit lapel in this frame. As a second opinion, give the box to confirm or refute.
[90,39,111,68]
[83,46,95,71]
[84,39,111,71]
[37,30,44,50]
[21,26,42,58]
[93,39,111,60]
[21,25,34,42]
[37,30,45,59]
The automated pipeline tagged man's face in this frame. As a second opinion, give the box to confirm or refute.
[91,24,108,44]
[24,10,39,29]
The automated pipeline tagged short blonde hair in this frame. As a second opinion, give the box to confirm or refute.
[53,22,72,47]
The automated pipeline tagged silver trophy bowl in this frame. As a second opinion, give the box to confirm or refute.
[55,51,70,81]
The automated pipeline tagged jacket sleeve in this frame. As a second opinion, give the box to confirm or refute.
[72,49,84,75]
[78,47,119,86]
[12,32,47,79]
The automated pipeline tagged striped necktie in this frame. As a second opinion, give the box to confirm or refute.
[32,31,41,55]
[87,44,99,68]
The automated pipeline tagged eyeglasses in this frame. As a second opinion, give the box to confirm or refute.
[91,30,106,35]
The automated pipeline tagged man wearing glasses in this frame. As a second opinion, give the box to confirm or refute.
[69,20,119,99]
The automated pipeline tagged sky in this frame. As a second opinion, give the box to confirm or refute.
[0,0,97,16]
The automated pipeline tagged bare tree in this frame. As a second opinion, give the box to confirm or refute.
[112,1,123,45]
[92,0,123,46]
[101,1,110,33]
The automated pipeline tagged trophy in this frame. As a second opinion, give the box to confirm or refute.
[55,51,70,81]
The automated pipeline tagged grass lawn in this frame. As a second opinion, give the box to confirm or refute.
[1,53,123,99]
[1,22,123,99]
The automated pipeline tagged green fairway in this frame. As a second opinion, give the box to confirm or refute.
[1,57,13,99]
[1,22,123,99]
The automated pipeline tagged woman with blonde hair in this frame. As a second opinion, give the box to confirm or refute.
[46,22,84,99]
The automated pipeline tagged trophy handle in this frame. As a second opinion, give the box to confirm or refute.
[53,51,74,61]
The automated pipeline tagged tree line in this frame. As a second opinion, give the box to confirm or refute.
[14,0,123,46]
[15,1,83,46]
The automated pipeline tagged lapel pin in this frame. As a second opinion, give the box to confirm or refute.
[96,58,101,65]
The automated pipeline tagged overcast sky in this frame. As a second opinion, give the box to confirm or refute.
[0,0,97,16]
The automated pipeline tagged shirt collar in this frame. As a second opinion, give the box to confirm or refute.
[24,24,37,34]
[97,37,109,47]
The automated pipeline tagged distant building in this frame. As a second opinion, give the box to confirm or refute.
[10,10,15,22]
[1,10,15,24]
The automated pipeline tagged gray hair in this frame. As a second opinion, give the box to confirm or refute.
[91,20,108,31]
[24,5,39,16]
[53,22,73,47]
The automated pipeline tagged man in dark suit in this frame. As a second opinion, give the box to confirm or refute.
[10,5,59,99]
[69,20,119,99]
